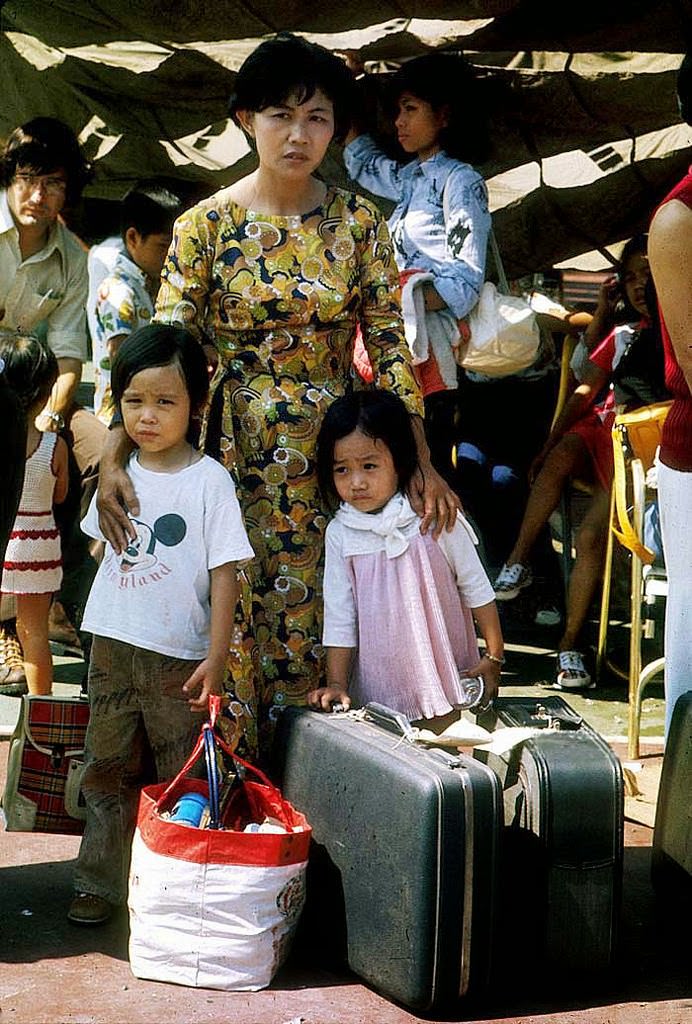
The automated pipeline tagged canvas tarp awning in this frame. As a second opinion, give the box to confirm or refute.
[1,1,691,275]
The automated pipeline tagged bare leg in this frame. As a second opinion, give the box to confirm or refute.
[558,489,610,652]
[507,434,591,566]
[16,592,53,695]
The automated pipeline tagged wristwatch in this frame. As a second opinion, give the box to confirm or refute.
[47,411,65,429]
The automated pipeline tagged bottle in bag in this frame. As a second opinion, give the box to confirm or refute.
[169,792,209,827]
[457,675,486,711]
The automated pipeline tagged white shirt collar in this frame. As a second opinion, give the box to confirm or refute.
[0,189,64,262]
[0,191,14,235]
[114,248,149,288]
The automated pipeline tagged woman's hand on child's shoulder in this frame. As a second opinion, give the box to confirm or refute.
[408,462,461,540]
[307,685,351,713]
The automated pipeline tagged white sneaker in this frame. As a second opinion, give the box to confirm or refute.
[493,563,533,601]
[554,650,595,691]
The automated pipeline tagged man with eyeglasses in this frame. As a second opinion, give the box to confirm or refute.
[0,117,107,692]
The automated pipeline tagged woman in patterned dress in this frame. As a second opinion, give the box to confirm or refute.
[96,33,458,757]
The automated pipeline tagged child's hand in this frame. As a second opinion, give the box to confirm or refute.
[182,658,224,712]
[462,655,502,706]
[307,684,351,712]
[596,274,620,318]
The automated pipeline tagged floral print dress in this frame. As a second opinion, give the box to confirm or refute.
[155,185,422,755]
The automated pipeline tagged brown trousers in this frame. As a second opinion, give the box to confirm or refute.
[73,636,202,905]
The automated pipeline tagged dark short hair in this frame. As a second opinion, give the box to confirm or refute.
[388,52,489,165]
[111,324,209,440]
[0,117,92,206]
[0,330,58,412]
[120,185,182,241]
[228,32,356,143]
[316,389,418,508]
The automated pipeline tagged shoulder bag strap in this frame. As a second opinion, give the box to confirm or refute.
[487,228,509,293]
[442,172,508,292]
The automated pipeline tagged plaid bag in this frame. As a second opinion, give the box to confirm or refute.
[2,693,89,834]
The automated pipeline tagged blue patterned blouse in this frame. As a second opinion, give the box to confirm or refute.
[343,134,491,321]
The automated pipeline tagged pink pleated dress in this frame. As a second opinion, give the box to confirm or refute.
[322,494,494,721]
[2,431,62,595]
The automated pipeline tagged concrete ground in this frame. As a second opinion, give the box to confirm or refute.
[2,637,689,1024]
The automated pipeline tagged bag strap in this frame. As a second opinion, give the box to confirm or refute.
[155,695,297,824]
[487,229,510,293]
[441,172,508,293]
[203,725,222,829]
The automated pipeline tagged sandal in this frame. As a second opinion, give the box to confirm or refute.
[554,650,595,691]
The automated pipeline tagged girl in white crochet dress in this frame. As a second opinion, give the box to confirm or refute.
[1,332,68,694]
[309,389,503,728]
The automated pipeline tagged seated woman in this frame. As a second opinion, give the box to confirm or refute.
[493,234,670,690]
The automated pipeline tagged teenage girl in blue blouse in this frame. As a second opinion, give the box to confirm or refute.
[343,52,492,486]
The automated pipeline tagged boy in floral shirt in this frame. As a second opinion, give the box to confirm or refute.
[90,185,181,424]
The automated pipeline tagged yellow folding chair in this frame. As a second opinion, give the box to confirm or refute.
[595,400,671,759]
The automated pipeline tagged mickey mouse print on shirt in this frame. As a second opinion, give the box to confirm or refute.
[119,513,186,573]
[102,513,187,589]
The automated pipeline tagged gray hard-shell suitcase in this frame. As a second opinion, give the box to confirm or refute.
[474,695,624,980]
[652,690,692,898]
[272,702,503,1011]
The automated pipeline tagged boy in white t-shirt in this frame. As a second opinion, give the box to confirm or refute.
[69,323,254,926]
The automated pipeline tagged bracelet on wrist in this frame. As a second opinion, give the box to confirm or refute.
[483,653,505,666]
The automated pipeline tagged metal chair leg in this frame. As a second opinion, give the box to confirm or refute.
[596,487,616,684]
[628,656,665,761]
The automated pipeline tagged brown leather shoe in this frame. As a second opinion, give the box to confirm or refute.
[0,620,26,687]
[0,679,28,697]
[67,892,113,925]
[48,600,83,653]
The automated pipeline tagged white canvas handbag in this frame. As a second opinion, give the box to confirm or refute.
[443,180,540,377]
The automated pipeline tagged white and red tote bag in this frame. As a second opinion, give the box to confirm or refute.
[128,697,311,991]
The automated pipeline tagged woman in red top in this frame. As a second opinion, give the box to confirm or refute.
[493,236,667,690]
[648,52,692,739]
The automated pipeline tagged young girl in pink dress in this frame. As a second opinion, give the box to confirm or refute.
[309,390,503,726]
[1,332,68,695]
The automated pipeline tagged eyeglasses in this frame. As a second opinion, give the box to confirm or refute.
[13,173,67,196]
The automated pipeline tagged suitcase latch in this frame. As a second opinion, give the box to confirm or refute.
[533,705,564,730]
[531,704,583,730]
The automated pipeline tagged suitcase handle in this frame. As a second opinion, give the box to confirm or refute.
[363,702,417,741]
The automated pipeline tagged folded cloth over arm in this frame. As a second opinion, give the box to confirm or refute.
[400,269,460,389]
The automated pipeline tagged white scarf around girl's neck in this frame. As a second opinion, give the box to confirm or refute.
[334,491,421,559]
[333,490,481,560]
